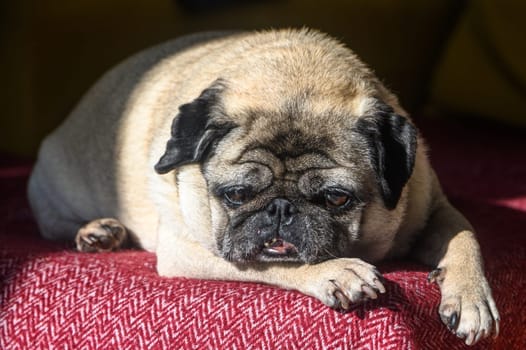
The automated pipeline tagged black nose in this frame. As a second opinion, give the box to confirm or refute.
[266,198,298,225]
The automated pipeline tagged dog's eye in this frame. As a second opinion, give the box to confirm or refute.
[223,186,251,207]
[324,190,351,209]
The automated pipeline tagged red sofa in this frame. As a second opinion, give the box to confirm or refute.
[1,118,524,349]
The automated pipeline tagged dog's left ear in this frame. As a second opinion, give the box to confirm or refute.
[356,108,417,210]
[155,81,235,174]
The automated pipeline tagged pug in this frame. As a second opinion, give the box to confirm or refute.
[27,29,499,345]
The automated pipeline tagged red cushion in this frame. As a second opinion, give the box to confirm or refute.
[1,119,525,349]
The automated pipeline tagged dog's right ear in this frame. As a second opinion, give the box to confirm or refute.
[155,81,235,174]
[355,105,417,210]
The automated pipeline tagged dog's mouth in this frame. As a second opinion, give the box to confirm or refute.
[262,238,298,257]
[221,236,302,263]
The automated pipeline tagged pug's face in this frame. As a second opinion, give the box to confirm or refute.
[155,80,417,265]
[204,152,370,264]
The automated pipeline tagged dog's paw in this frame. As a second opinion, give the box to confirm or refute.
[303,258,386,310]
[75,218,127,252]
[429,267,500,346]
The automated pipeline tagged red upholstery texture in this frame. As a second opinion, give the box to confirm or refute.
[1,119,525,349]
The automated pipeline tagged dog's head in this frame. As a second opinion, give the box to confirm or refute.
[154,37,417,264]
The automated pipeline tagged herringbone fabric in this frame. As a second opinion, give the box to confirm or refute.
[1,119,525,349]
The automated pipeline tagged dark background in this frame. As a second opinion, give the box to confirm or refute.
[1,0,525,156]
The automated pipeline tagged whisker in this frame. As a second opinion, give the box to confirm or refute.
[323,247,339,259]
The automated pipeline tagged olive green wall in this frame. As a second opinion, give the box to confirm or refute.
[431,0,526,126]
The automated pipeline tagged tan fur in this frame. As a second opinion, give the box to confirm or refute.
[27,29,498,345]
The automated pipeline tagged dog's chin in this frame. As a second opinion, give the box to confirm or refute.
[223,248,303,264]
[256,242,302,262]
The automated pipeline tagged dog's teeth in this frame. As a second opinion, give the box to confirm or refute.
[264,238,278,247]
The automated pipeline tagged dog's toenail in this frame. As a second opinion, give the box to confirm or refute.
[448,312,459,330]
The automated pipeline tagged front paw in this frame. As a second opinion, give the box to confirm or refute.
[75,218,127,252]
[303,258,386,310]
[429,267,500,345]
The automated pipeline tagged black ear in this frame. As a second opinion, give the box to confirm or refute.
[154,83,234,174]
[356,110,417,210]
